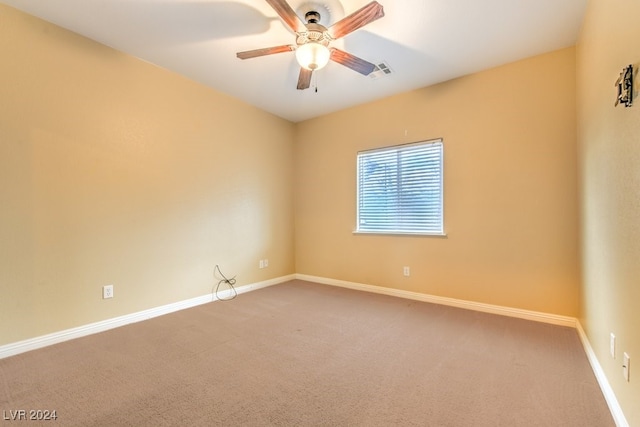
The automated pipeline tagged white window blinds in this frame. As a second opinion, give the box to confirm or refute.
[356,139,444,235]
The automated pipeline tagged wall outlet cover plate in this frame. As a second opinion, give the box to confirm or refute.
[623,352,630,381]
[103,285,114,299]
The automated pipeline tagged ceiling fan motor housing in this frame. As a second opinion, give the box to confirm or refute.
[296,21,331,47]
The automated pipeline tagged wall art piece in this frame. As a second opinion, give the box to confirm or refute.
[615,64,634,107]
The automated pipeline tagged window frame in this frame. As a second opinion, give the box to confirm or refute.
[354,138,445,237]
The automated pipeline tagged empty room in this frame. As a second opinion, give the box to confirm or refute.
[1,0,638,425]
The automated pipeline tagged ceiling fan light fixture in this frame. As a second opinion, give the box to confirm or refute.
[296,42,330,71]
[236,0,385,89]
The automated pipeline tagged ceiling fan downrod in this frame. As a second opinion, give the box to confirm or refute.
[304,11,321,24]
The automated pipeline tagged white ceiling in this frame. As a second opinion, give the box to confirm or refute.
[3,0,587,122]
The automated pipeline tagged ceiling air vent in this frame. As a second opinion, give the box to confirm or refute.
[369,61,393,79]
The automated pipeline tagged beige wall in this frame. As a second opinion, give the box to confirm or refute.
[294,47,580,316]
[577,0,640,424]
[0,4,296,346]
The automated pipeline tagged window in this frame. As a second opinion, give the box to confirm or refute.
[356,139,444,235]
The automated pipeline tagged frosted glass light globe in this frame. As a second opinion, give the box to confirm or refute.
[296,42,330,71]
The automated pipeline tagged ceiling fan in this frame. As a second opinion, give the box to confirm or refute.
[236,0,385,90]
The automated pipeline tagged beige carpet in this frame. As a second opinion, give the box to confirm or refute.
[1,280,614,426]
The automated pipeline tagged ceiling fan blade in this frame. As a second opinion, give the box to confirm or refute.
[297,68,313,90]
[236,45,295,59]
[330,48,376,76]
[265,0,306,33]
[328,1,385,39]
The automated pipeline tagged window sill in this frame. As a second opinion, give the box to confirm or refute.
[353,230,448,238]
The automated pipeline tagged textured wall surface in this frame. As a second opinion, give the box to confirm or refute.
[577,0,640,424]
[0,4,295,345]
[294,48,579,316]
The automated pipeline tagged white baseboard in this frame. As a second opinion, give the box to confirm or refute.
[296,274,576,327]
[576,322,629,427]
[0,274,294,360]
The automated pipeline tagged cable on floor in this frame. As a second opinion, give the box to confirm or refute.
[214,264,237,301]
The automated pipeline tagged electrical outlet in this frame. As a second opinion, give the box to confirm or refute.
[610,333,616,358]
[403,266,410,277]
[102,285,114,299]
[264,259,269,268]
[623,353,630,382]
[259,260,264,269]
